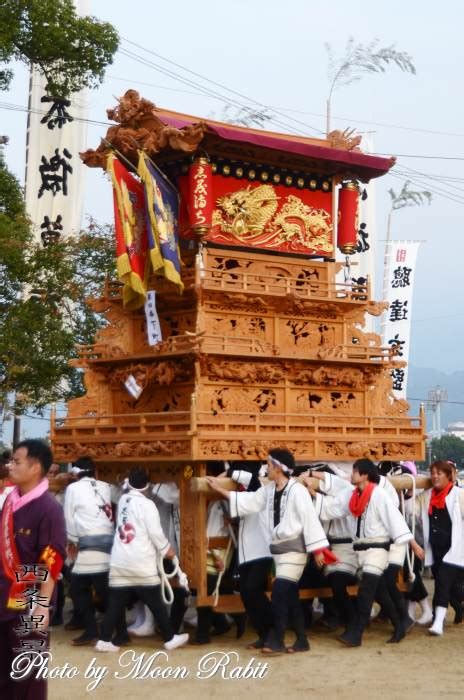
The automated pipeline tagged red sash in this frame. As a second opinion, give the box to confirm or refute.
[428,481,453,515]
[349,481,376,518]
[0,493,36,610]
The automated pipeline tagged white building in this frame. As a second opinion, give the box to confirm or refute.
[446,422,464,440]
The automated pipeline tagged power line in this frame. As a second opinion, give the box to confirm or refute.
[107,71,464,142]
[388,169,464,206]
[396,163,464,196]
[118,47,316,139]
[377,152,464,161]
[120,37,325,136]
[269,107,464,139]
[408,397,464,406]
[0,100,112,129]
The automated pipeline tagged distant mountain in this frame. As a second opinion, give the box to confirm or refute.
[407,365,464,432]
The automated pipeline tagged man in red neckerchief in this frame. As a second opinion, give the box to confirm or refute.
[309,458,424,647]
[0,439,66,700]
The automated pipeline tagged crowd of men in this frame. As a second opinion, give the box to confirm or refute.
[0,439,463,697]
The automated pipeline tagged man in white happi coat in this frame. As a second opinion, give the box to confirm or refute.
[309,466,358,633]
[64,456,114,645]
[95,468,188,652]
[227,463,273,649]
[128,481,186,636]
[207,448,328,654]
[307,458,424,646]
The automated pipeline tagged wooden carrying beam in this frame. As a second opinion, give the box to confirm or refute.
[190,473,433,495]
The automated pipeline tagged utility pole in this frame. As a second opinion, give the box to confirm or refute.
[427,386,448,438]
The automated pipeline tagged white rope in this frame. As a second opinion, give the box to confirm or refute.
[158,554,190,605]
[211,538,233,607]
[399,473,416,582]
[343,255,351,285]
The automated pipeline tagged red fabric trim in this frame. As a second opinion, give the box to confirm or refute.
[39,545,64,581]
[428,481,453,515]
[0,494,32,610]
[156,112,394,180]
[349,482,376,518]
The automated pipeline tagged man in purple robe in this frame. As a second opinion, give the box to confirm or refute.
[0,439,67,700]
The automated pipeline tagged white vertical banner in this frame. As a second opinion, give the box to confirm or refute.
[382,241,420,399]
[24,1,89,244]
[144,291,163,346]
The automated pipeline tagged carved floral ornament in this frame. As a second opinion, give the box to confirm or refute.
[197,439,421,461]
[200,357,379,390]
[80,90,208,168]
[107,360,191,390]
[54,440,191,460]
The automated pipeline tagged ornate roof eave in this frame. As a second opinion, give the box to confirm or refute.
[80,90,395,182]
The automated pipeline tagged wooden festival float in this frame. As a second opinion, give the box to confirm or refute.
[51,91,425,607]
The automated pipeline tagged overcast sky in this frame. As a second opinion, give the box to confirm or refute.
[2,0,463,440]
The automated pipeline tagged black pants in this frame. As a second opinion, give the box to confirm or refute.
[195,574,229,643]
[101,585,173,643]
[432,561,464,608]
[383,564,409,622]
[328,571,357,627]
[405,555,428,602]
[70,571,108,639]
[267,577,307,648]
[239,558,273,640]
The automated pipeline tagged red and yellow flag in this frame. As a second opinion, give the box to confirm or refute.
[107,153,150,309]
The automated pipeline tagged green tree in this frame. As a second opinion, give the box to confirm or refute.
[430,435,464,469]
[0,222,116,414]
[1,0,119,96]
[0,137,116,415]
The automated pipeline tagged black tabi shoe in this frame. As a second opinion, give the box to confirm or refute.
[233,615,247,639]
[112,634,131,646]
[386,625,406,644]
[287,638,310,653]
[453,604,463,624]
[403,616,415,635]
[337,629,362,647]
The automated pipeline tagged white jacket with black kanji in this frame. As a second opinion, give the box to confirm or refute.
[319,473,412,545]
[109,489,171,587]
[229,477,328,554]
[230,470,271,565]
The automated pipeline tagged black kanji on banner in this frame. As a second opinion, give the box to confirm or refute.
[40,214,63,245]
[391,266,412,288]
[388,333,406,357]
[391,367,405,391]
[40,96,74,129]
[389,299,408,322]
[355,223,370,253]
[38,148,73,198]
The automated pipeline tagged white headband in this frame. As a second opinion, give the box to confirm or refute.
[128,483,149,492]
[268,455,294,475]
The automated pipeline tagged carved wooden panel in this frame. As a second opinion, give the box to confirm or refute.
[53,246,424,464]
[179,464,207,595]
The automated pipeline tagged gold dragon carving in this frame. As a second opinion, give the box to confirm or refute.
[212,185,333,253]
